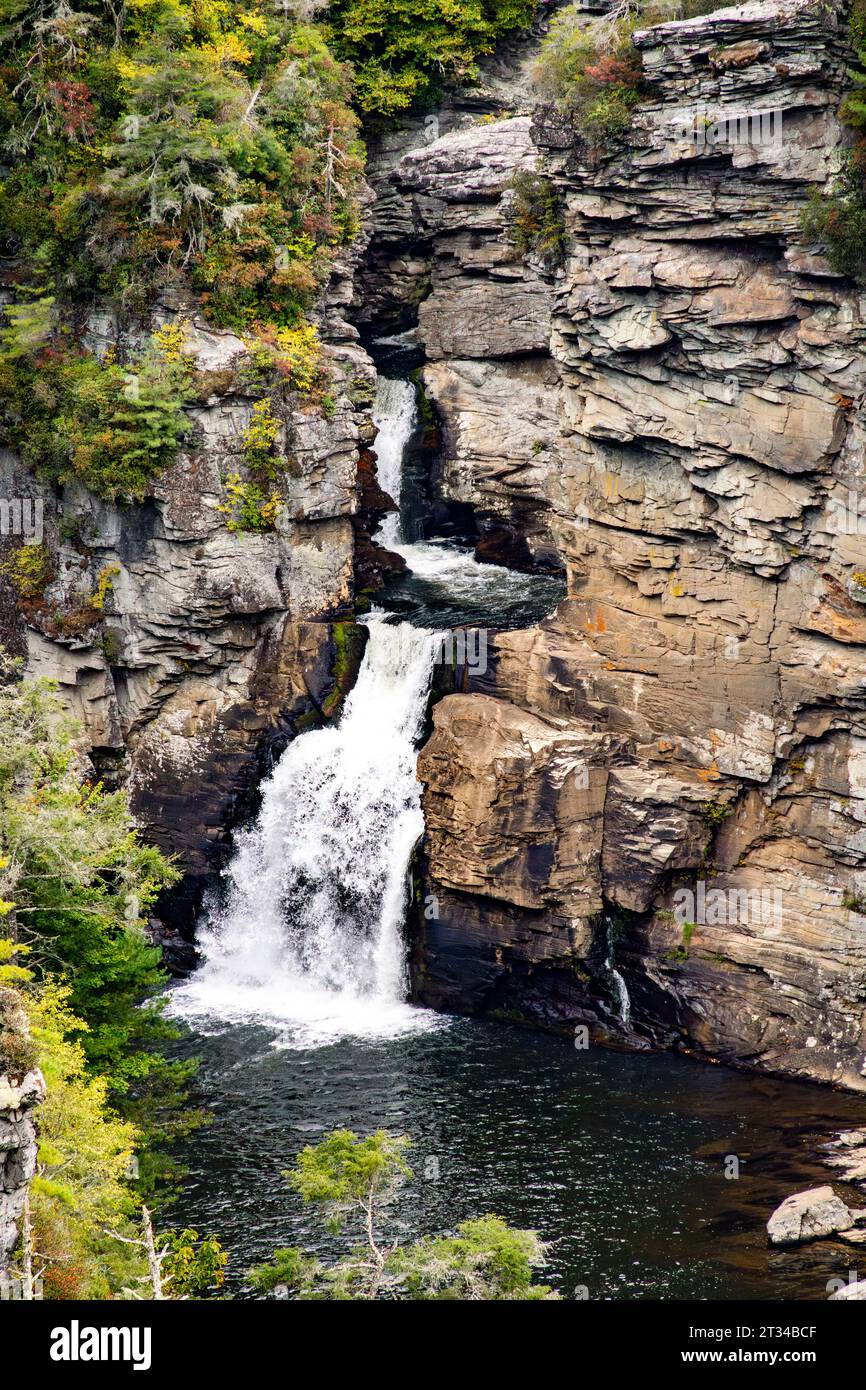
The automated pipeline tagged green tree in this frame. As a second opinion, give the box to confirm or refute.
[0,964,226,1299]
[26,983,147,1299]
[387,1214,555,1300]
[0,664,204,1188]
[327,0,536,117]
[159,1227,229,1297]
[250,1128,557,1300]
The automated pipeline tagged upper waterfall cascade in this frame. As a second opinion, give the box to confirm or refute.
[371,375,414,548]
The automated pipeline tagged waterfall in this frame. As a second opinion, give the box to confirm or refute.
[171,613,443,1047]
[171,366,560,1047]
[604,917,631,1029]
[371,376,415,547]
[369,374,565,624]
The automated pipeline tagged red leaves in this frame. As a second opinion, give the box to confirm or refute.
[582,55,641,88]
[851,133,866,175]
[48,79,96,141]
[301,211,336,238]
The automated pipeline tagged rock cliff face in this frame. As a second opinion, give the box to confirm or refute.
[0,267,376,929]
[353,2,567,566]
[0,1071,43,1272]
[387,0,866,1090]
[0,992,44,1271]
[8,0,866,1095]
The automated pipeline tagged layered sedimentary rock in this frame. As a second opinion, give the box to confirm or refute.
[0,992,44,1270]
[0,279,376,925]
[401,0,866,1089]
[354,4,567,566]
[0,1068,43,1270]
[359,110,566,566]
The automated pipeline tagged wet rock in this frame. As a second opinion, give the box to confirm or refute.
[145,919,199,977]
[829,1280,866,1300]
[767,1186,853,1246]
[821,1128,866,1183]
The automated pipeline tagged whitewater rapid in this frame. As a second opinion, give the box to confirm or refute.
[169,613,443,1047]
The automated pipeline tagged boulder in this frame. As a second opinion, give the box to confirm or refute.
[829,1281,866,1301]
[767,1187,853,1246]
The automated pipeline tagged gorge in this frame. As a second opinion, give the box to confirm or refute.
[3,0,866,1307]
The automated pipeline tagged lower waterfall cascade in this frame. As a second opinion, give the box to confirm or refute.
[170,612,443,1046]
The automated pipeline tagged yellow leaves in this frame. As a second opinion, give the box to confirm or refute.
[2,543,54,600]
[89,565,121,613]
[0,938,27,955]
[152,320,188,362]
[272,322,322,394]
[34,1140,63,1167]
[0,938,31,985]
[243,397,280,461]
[259,491,282,527]
[217,474,282,533]
[32,1175,77,1207]
[238,11,268,35]
[198,33,253,68]
[216,472,243,513]
[115,56,155,84]
[29,985,136,1202]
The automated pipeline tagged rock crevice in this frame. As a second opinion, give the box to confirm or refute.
[382,0,866,1090]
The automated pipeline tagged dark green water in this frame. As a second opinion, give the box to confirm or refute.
[167,1014,866,1300]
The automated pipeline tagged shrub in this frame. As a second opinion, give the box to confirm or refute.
[218,475,282,533]
[327,0,537,118]
[0,312,193,502]
[508,170,565,265]
[801,161,866,283]
[243,399,281,477]
[271,323,324,393]
[2,544,54,600]
[534,2,643,145]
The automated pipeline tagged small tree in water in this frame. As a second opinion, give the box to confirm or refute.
[250,1129,557,1301]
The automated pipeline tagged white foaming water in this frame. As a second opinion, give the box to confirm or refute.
[170,614,445,1048]
[372,375,545,603]
[172,369,549,1049]
[372,376,414,548]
